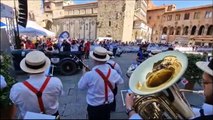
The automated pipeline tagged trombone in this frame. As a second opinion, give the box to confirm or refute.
[73,55,91,71]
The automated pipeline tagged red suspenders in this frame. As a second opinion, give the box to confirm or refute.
[95,68,113,104]
[112,63,116,69]
[23,76,51,113]
[107,62,116,69]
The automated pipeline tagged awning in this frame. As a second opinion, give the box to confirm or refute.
[0,3,14,18]
[0,22,6,28]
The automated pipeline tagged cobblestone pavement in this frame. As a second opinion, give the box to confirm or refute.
[16,53,135,119]
[15,53,205,119]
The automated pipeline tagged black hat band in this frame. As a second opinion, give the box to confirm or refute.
[25,61,46,69]
[93,52,106,59]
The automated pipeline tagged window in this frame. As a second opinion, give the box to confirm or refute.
[168,6,172,11]
[194,12,200,19]
[205,11,212,18]
[184,13,190,20]
[109,21,111,27]
[175,14,180,20]
[149,16,151,19]
[157,16,160,19]
[167,15,172,21]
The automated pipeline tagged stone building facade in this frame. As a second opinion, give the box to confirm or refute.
[1,0,151,42]
[52,2,98,40]
[147,3,213,45]
[1,0,52,27]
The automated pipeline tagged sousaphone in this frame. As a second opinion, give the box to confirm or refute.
[129,51,195,119]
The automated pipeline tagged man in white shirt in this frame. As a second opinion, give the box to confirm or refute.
[78,47,124,120]
[10,51,63,118]
[125,59,213,119]
[106,51,122,112]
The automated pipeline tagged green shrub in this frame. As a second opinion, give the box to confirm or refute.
[0,52,16,107]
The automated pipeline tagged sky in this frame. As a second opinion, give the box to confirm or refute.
[73,0,212,9]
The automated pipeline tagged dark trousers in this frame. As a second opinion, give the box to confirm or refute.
[111,84,117,111]
[87,103,112,120]
[113,48,117,56]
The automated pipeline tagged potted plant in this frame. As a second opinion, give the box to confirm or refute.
[0,52,16,119]
[183,53,205,90]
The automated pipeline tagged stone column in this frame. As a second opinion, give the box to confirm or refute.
[204,24,209,36]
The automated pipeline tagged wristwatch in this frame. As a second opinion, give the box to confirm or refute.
[126,107,134,115]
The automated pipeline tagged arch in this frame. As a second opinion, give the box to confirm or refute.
[43,19,53,30]
[45,20,53,30]
[182,26,189,35]
[169,27,174,35]
[198,25,205,35]
[175,27,181,35]
[191,26,196,35]
[135,31,138,40]
[207,25,213,35]
[162,27,168,34]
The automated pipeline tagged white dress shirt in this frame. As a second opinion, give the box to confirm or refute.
[10,73,63,118]
[106,60,122,76]
[0,75,7,89]
[78,64,124,106]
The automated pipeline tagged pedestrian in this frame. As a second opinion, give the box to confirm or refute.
[10,51,63,119]
[78,47,124,120]
[106,51,122,112]
[112,41,118,57]
[84,40,91,59]
[136,44,148,63]
[61,39,71,52]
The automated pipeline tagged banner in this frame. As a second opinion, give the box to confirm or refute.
[59,31,70,39]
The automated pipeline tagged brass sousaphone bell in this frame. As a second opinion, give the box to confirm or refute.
[129,51,195,119]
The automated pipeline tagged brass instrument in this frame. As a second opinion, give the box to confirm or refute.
[133,84,194,119]
[128,51,195,119]
[73,56,91,71]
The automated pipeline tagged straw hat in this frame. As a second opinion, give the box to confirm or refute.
[196,59,213,76]
[107,51,113,56]
[20,51,50,74]
[90,47,110,62]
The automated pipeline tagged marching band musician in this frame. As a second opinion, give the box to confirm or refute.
[78,47,124,120]
[125,59,213,119]
[10,51,63,119]
[106,51,123,112]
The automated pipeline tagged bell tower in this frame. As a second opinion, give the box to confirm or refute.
[97,0,136,42]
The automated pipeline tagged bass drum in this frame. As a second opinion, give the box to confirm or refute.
[59,59,77,75]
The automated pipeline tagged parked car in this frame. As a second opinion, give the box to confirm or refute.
[11,49,83,75]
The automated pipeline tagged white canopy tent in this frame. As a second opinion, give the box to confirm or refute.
[0,3,15,52]
[18,20,55,37]
[0,3,14,18]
